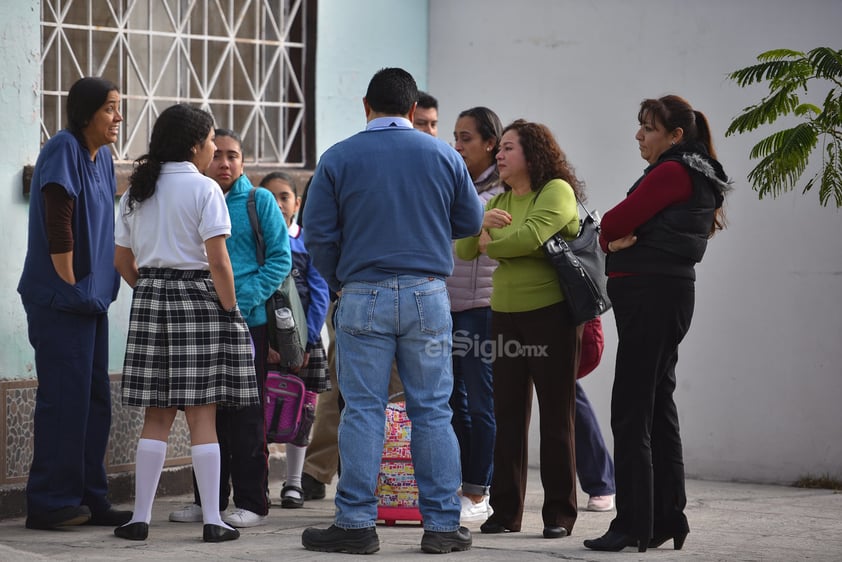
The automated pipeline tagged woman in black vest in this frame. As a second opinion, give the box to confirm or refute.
[584,95,730,553]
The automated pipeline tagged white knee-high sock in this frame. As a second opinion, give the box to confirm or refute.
[129,438,167,524]
[191,443,229,528]
[284,444,307,499]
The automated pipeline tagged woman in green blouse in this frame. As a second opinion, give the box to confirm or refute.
[456,119,585,540]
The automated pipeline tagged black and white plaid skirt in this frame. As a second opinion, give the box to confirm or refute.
[121,268,260,408]
[300,339,330,393]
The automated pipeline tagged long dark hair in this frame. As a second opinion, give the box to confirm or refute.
[458,106,503,158]
[66,77,119,147]
[126,104,214,212]
[638,95,725,233]
[638,94,717,159]
[501,119,585,200]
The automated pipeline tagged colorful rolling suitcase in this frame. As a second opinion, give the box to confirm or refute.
[376,398,422,526]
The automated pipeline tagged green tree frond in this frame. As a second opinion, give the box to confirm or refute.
[794,103,822,117]
[727,59,807,88]
[749,123,817,161]
[726,90,800,135]
[819,141,842,206]
[807,47,842,82]
[727,46,842,207]
[756,48,806,61]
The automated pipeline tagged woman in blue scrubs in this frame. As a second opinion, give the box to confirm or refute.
[18,77,131,530]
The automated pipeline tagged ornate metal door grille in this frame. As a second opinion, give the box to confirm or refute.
[39,0,314,167]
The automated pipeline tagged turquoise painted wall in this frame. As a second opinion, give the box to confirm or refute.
[1,2,44,379]
[315,0,429,157]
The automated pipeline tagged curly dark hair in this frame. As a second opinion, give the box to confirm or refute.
[126,104,214,212]
[501,119,585,200]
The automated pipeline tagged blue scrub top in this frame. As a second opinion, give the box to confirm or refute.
[18,130,120,314]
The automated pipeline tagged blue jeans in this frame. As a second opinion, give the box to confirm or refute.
[334,276,461,532]
[450,307,495,495]
[575,382,615,496]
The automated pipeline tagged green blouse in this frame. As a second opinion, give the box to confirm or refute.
[455,179,579,313]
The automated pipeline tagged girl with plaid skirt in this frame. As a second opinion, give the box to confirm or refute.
[260,172,331,508]
[113,104,259,543]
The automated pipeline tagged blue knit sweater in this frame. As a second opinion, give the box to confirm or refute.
[303,121,483,291]
[225,175,291,327]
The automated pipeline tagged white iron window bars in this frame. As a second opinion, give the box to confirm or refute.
[39,0,311,167]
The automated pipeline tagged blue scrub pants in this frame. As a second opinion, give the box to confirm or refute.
[23,301,112,515]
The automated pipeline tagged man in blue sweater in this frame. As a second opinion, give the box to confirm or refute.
[301,67,483,555]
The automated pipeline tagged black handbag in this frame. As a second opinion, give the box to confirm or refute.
[542,201,611,326]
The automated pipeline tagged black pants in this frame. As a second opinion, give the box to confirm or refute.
[488,302,580,531]
[195,324,270,515]
[607,276,694,541]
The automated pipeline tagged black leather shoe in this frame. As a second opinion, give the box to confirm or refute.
[86,508,133,526]
[543,525,569,539]
[301,472,326,500]
[281,484,304,509]
[421,526,472,553]
[114,521,149,541]
[203,524,240,543]
[479,519,518,534]
[301,524,379,554]
[583,530,642,552]
[649,531,688,550]
[25,505,91,530]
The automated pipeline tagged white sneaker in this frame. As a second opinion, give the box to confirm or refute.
[168,504,226,522]
[459,495,493,523]
[586,495,615,512]
[222,508,267,528]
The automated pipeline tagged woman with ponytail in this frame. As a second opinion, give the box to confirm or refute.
[585,95,731,553]
[113,104,259,543]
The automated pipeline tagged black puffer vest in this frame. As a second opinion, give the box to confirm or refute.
[607,143,730,280]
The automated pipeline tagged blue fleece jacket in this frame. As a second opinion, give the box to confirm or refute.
[225,175,291,326]
[303,119,483,291]
[289,225,330,346]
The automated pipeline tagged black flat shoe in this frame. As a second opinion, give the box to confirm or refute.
[584,530,643,552]
[649,531,688,550]
[281,484,304,509]
[203,523,239,543]
[26,505,91,530]
[114,521,149,541]
[479,519,517,534]
[543,526,568,539]
[87,508,133,526]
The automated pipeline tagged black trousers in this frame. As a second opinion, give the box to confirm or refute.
[488,302,580,531]
[607,276,694,541]
[195,324,270,515]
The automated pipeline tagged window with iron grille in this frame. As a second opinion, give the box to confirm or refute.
[39,0,315,169]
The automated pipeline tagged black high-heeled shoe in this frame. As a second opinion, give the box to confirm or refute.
[649,531,688,550]
[583,530,643,552]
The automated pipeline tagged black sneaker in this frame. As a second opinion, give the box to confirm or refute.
[25,505,91,530]
[301,524,380,554]
[301,472,326,500]
[421,526,472,554]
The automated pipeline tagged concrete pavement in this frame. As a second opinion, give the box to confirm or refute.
[0,466,840,561]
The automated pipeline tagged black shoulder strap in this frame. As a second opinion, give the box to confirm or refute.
[247,187,265,265]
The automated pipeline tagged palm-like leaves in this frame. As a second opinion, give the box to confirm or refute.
[726,47,842,207]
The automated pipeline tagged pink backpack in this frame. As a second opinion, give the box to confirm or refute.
[264,371,317,446]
